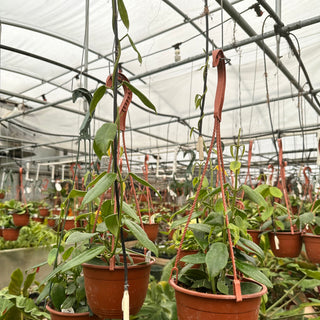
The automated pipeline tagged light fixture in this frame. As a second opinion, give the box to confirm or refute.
[173,43,182,62]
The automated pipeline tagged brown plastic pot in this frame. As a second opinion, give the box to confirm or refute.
[0,192,5,199]
[12,213,30,227]
[32,216,44,223]
[46,304,99,320]
[247,230,261,245]
[52,208,61,216]
[143,223,159,242]
[3,228,19,241]
[170,277,267,320]
[303,234,320,263]
[63,218,79,230]
[0,228,3,237]
[268,231,302,258]
[39,207,49,217]
[82,254,154,319]
[47,218,57,228]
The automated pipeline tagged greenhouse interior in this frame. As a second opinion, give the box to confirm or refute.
[0,0,320,319]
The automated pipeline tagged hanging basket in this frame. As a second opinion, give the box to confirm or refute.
[303,234,320,263]
[142,223,159,242]
[82,254,154,319]
[3,228,19,241]
[12,213,30,227]
[0,191,5,199]
[170,277,267,320]
[32,216,44,223]
[268,231,302,258]
[46,304,99,320]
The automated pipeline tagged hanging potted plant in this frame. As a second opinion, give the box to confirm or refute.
[39,200,50,217]
[2,215,20,241]
[4,199,30,227]
[299,199,320,263]
[169,50,271,320]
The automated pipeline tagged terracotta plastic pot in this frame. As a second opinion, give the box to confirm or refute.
[46,304,99,320]
[0,228,3,237]
[47,218,57,228]
[268,231,302,258]
[63,219,79,230]
[32,216,44,223]
[143,223,159,242]
[52,208,61,216]
[3,228,19,241]
[12,213,30,227]
[247,230,260,245]
[303,234,320,263]
[39,207,49,217]
[82,254,154,319]
[0,192,5,199]
[170,277,267,320]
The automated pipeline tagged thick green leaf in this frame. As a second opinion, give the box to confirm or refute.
[242,185,268,208]
[82,172,117,205]
[298,211,314,226]
[230,161,241,172]
[171,211,202,229]
[62,246,74,261]
[72,88,92,105]
[118,0,129,29]
[105,214,119,236]
[188,223,211,234]
[122,202,139,222]
[68,189,87,199]
[93,123,117,159]
[205,243,228,280]
[261,206,274,221]
[217,277,233,295]
[86,171,107,189]
[298,268,320,280]
[129,172,161,198]
[66,231,98,245]
[240,281,263,294]
[42,246,105,284]
[90,85,106,116]
[8,269,23,296]
[269,186,283,199]
[180,252,206,264]
[235,260,273,288]
[47,248,58,266]
[237,237,264,261]
[123,81,156,113]
[51,283,66,311]
[227,223,240,244]
[22,271,36,297]
[123,219,158,256]
[61,295,76,310]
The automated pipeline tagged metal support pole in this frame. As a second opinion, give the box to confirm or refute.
[215,0,320,116]
[83,0,89,112]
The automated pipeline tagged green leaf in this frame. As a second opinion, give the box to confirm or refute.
[72,88,92,105]
[117,0,129,29]
[47,248,58,266]
[298,211,314,227]
[230,161,241,172]
[237,237,264,261]
[90,85,106,116]
[123,81,157,113]
[51,283,66,311]
[86,171,107,189]
[8,269,23,296]
[240,281,263,294]
[104,214,119,236]
[62,247,74,261]
[227,223,240,244]
[188,223,211,234]
[242,185,268,208]
[122,202,139,223]
[205,243,228,280]
[61,295,76,310]
[128,35,142,64]
[66,231,98,245]
[93,123,117,159]
[123,219,158,256]
[180,252,206,264]
[42,246,105,284]
[171,211,202,229]
[235,260,273,288]
[22,271,36,297]
[269,186,283,198]
[129,172,161,198]
[82,172,117,205]
[261,206,274,221]
[67,189,87,199]
[217,277,233,295]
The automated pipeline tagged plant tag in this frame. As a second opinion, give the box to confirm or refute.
[145,250,151,263]
[61,308,74,313]
[55,182,62,192]
[274,235,280,250]
[122,289,130,320]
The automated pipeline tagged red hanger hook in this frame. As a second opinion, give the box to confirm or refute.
[106,72,133,132]
[268,164,274,183]
[303,166,312,185]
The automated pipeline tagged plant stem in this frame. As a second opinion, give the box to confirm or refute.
[231,129,241,217]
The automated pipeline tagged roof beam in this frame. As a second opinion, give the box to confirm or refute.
[215,0,320,115]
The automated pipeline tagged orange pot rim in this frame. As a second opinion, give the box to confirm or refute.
[169,276,267,301]
[46,304,90,317]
